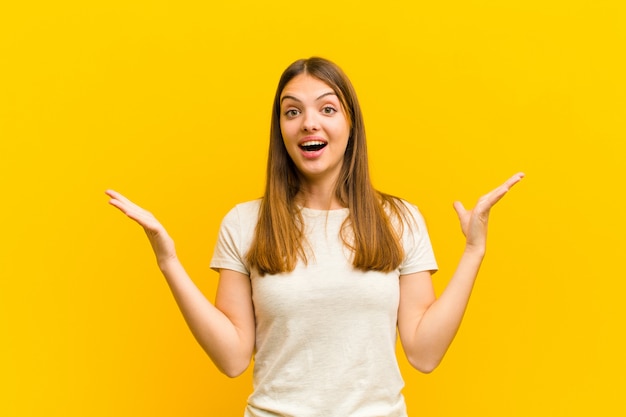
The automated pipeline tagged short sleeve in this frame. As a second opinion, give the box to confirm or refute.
[398,202,438,276]
[210,201,261,275]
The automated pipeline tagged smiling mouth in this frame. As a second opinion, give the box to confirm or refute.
[299,141,327,152]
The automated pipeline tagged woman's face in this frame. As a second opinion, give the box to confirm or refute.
[279,74,351,184]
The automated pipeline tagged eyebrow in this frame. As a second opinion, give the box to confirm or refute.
[280,91,336,104]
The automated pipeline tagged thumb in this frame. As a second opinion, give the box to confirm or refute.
[453,201,466,218]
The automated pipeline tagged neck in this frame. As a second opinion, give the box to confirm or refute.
[296,178,343,210]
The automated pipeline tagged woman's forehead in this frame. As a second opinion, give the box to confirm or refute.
[280,74,336,99]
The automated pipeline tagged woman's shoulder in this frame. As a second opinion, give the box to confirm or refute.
[232,198,262,213]
[379,193,423,215]
[220,199,262,227]
[378,193,430,235]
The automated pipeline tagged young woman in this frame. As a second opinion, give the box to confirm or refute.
[106,57,523,416]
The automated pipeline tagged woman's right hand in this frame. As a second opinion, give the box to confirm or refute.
[105,190,177,266]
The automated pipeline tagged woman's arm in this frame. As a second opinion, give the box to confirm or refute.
[397,173,524,373]
[105,190,255,377]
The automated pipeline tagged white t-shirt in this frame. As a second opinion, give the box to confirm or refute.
[210,199,438,417]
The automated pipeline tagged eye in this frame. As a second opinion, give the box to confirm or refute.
[284,109,300,118]
[321,106,337,115]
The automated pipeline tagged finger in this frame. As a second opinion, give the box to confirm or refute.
[106,190,149,216]
[106,190,147,219]
[112,203,156,228]
[108,197,135,215]
[501,172,525,191]
[105,189,135,206]
[453,201,467,218]
[483,172,525,207]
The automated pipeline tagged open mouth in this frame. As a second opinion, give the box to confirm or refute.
[299,141,327,152]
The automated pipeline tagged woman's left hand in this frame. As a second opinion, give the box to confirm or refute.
[453,172,524,252]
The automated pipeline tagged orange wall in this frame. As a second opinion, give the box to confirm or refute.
[1,1,625,416]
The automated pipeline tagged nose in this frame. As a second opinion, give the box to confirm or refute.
[302,111,320,132]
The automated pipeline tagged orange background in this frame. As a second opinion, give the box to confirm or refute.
[1,1,625,415]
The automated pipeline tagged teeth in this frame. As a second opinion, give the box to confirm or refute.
[299,140,327,153]
[301,140,325,147]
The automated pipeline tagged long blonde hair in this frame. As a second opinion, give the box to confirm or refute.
[246,57,408,276]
